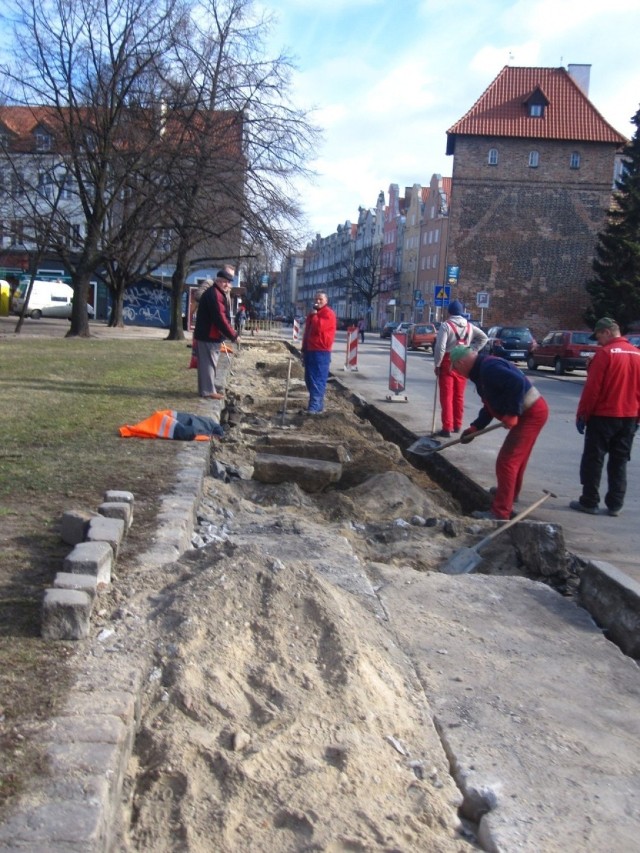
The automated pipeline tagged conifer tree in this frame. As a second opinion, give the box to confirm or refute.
[586,106,640,331]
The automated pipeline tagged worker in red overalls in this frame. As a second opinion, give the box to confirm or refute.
[432,300,488,437]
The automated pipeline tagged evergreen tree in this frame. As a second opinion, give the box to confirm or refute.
[586,105,640,332]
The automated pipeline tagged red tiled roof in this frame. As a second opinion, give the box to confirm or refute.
[446,66,627,151]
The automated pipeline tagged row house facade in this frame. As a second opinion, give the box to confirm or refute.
[298,222,357,320]
[398,174,452,324]
[445,64,626,332]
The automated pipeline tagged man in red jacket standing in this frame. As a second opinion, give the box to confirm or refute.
[571,317,640,517]
[301,291,337,414]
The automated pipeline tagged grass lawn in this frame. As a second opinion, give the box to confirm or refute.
[0,329,201,812]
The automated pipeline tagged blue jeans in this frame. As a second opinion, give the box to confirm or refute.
[304,350,331,412]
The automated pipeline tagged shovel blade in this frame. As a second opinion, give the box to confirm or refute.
[406,436,442,455]
[440,547,483,575]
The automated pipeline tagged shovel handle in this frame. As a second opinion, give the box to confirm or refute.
[474,490,556,551]
[433,421,504,452]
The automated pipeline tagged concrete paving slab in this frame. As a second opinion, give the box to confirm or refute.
[375,566,640,852]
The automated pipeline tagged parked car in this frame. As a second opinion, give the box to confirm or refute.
[408,322,437,352]
[379,321,399,339]
[483,325,536,363]
[527,330,598,374]
[394,321,412,336]
[626,333,640,349]
[11,279,94,320]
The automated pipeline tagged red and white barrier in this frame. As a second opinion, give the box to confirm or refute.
[387,331,408,401]
[343,326,359,371]
[292,318,300,342]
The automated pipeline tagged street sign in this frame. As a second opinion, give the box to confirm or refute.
[434,285,451,307]
[476,291,490,308]
[446,265,459,286]
[413,290,422,301]
[415,299,425,308]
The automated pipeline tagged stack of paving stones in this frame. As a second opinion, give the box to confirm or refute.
[41,491,134,640]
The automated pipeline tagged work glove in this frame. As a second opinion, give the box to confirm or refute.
[460,426,478,444]
[501,414,518,430]
[434,366,440,377]
[576,417,586,435]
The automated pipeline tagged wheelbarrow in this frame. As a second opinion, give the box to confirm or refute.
[440,490,555,575]
[407,422,504,456]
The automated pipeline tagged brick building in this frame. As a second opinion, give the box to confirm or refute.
[445,64,627,334]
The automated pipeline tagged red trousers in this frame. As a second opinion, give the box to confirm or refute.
[491,397,549,519]
[439,362,466,431]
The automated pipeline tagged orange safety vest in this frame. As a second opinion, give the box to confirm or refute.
[119,410,218,441]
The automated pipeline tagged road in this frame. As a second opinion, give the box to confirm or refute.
[331,331,640,583]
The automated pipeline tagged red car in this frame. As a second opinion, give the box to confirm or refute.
[527,330,598,374]
[408,322,437,352]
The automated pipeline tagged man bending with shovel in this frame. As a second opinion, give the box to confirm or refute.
[450,345,548,520]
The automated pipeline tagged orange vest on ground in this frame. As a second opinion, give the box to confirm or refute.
[119,410,221,441]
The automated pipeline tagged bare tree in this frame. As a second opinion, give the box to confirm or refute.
[158,0,319,339]
[343,241,384,326]
[1,0,182,337]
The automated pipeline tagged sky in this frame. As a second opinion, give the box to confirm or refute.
[261,0,640,243]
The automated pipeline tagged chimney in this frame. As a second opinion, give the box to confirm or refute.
[568,64,591,96]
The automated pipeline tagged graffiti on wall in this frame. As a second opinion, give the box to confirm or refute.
[123,282,171,327]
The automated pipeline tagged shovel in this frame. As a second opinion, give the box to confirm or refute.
[407,422,504,456]
[440,490,555,575]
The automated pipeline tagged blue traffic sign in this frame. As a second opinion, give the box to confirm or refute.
[434,285,451,306]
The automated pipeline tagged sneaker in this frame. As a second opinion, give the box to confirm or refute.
[471,510,512,521]
[569,500,598,515]
[606,507,622,517]
[435,429,451,438]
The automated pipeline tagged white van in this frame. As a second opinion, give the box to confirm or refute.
[11,279,83,320]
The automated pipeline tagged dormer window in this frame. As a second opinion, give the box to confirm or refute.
[525,87,549,119]
[35,130,52,152]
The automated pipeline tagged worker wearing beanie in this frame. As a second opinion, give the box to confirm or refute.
[450,345,549,520]
[432,300,488,437]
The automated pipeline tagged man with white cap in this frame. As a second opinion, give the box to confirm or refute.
[432,300,487,437]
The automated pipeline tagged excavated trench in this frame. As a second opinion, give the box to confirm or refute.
[118,339,604,852]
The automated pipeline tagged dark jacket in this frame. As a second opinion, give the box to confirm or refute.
[194,281,237,343]
[469,354,534,430]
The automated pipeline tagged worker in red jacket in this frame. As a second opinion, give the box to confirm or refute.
[301,291,337,414]
[571,317,640,517]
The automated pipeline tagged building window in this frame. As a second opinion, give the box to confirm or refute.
[529,104,543,117]
[570,152,581,169]
[488,148,498,165]
[35,130,52,151]
[528,151,539,168]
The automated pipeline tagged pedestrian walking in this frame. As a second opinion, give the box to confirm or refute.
[193,268,238,400]
[570,317,640,517]
[357,317,365,344]
[432,300,488,437]
[301,291,337,414]
[235,305,247,336]
[451,344,549,520]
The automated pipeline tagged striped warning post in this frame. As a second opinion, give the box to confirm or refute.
[343,326,359,371]
[387,331,408,401]
[292,318,300,341]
